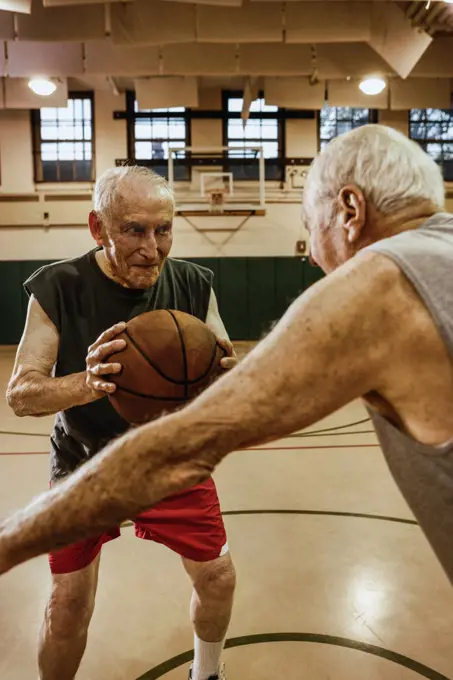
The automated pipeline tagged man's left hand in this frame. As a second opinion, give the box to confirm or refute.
[217,338,239,371]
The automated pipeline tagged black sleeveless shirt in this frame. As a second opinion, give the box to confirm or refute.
[24,248,213,480]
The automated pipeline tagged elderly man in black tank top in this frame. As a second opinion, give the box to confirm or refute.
[3,124,453,593]
[5,167,237,680]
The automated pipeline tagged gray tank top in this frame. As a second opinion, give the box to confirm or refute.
[366,213,453,583]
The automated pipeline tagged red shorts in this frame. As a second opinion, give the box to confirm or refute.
[49,477,228,574]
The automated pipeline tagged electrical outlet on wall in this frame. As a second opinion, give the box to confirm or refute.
[296,240,306,254]
[285,166,308,191]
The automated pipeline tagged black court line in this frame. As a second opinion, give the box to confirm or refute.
[295,417,371,437]
[122,509,418,529]
[221,509,418,526]
[135,632,451,680]
[0,430,50,437]
[294,430,375,438]
[0,418,373,440]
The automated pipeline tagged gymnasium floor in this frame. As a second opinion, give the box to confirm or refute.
[0,345,452,680]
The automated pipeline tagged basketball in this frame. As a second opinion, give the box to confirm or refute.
[107,310,225,424]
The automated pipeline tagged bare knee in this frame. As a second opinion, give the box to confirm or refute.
[195,558,236,603]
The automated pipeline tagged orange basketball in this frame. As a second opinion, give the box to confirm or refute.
[107,310,225,424]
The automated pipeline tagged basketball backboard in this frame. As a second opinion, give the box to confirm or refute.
[168,145,266,216]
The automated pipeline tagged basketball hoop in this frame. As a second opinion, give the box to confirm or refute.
[207,189,226,214]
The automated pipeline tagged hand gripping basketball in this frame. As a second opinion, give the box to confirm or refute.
[106,310,226,424]
[85,322,127,395]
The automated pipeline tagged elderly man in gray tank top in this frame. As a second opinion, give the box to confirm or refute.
[2,124,453,594]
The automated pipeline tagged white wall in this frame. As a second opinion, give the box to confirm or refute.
[95,91,128,177]
[0,110,34,194]
[286,119,318,158]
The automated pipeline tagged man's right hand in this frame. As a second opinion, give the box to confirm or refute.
[85,322,127,396]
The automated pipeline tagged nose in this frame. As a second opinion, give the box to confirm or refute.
[140,232,159,261]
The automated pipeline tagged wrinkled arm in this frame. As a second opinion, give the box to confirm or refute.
[205,288,238,370]
[6,296,96,417]
[0,253,402,573]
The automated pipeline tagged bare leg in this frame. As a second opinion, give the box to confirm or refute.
[38,554,100,680]
[183,554,236,679]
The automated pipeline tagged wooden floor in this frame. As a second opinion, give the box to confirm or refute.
[0,347,452,680]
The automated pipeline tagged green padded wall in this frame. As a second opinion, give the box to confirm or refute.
[0,258,324,344]
[0,262,24,345]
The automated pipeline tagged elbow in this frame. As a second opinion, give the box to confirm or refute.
[6,384,28,417]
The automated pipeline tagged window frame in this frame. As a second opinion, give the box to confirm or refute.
[409,108,453,181]
[222,89,285,181]
[318,106,378,150]
[31,90,95,183]
[124,91,191,177]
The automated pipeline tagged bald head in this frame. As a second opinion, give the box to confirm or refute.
[303,124,445,273]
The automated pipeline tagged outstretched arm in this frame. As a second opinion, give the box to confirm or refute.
[0,253,402,573]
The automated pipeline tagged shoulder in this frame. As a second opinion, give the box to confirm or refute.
[25,252,92,291]
[314,250,422,344]
[165,258,214,284]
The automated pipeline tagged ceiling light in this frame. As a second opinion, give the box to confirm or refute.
[359,76,387,96]
[28,78,57,96]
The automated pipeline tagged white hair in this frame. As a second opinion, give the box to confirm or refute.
[93,165,174,222]
[304,124,445,219]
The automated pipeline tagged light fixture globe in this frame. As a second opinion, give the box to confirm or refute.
[359,77,387,96]
[28,78,57,96]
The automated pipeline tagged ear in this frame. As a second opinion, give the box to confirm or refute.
[88,211,104,246]
[338,185,366,244]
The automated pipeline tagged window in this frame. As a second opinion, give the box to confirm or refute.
[224,91,282,180]
[319,106,371,149]
[410,109,453,181]
[32,93,94,182]
[133,102,187,161]
[126,94,189,179]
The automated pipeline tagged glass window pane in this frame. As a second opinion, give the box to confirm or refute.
[41,143,58,161]
[58,142,76,160]
[261,101,278,112]
[135,141,152,159]
[41,123,59,140]
[57,102,73,122]
[74,124,84,141]
[161,141,186,159]
[262,141,278,158]
[40,107,58,121]
[228,120,244,139]
[151,120,170,138]
[168,121,186,139]
[244,120,262,139]
[84,142,92,160]
[409,108,453,172]
[320,105,369,144]
[83,99,91,119]
[228,98,243,112]
[135,121,153,139]
[260,119,278,139]
[84,123,92,141]
[74,142,84,160]
[73,99,83,121]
